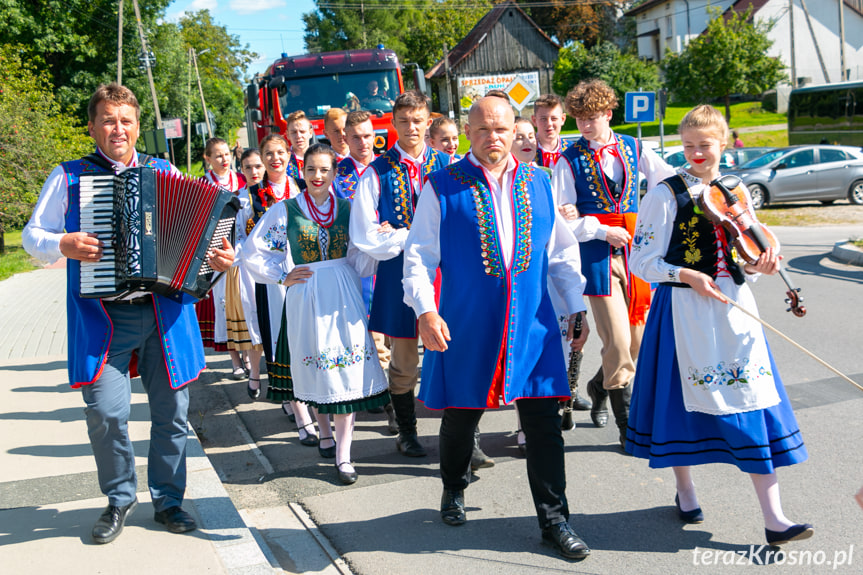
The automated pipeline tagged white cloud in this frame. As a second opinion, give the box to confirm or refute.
[230,0,287,14]
[190,0,218,10]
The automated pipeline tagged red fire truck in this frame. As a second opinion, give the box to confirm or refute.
[245,47,413,154]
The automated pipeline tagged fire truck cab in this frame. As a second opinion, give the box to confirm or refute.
[245,47,406,154]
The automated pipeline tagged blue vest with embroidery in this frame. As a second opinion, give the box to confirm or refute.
[559,134,640,296]
[61,156,206,389]
[418,159,569,409]
[367,146,447,337]
[334,156,362,200]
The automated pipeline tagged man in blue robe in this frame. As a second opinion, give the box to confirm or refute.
[23,84,234,544]
[403,94,592,561]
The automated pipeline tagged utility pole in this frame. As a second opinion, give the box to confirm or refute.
[187,48,193,173]
[131,0,162,128]
[117,0,123,84]
[443,42,455,121]
[192,48,213,138]
[361,1,367,45]
[789,0,796,88]
[839,0,847,81]
[800,0,830,83]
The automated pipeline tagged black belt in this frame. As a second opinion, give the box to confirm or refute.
[105,295,152,305]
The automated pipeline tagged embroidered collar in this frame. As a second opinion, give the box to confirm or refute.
[447,158,533,278]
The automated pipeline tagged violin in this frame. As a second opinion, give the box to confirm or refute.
[697,175,806,317]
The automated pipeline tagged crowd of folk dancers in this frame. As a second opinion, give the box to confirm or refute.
[23,80,812,558]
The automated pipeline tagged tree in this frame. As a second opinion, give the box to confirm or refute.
[0,0,171,118]
[0,3,255,164]
[119,10,257,165]
[661,7,787,121]
[402,0,491,72]
[302,0,490,73]
[0,45,91,250]
[520,0,629,47]
[303,0,423,58]
[553,42,661,125]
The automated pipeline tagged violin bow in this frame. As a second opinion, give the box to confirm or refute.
[723,295,862,393]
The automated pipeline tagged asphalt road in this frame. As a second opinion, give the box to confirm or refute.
[190,223,863,574]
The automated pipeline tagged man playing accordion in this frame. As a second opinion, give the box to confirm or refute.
[22,84,234,544]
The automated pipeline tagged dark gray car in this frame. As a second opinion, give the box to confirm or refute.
[725,145,863,209]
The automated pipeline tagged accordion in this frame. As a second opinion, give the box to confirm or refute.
[79,167,241,300]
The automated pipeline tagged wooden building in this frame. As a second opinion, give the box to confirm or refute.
[425,1,560,120]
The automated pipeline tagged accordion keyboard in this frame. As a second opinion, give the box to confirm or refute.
[79,174,119,296]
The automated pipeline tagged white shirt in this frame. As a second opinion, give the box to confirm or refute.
[23,149,178,264]
[205,169,241,193]
[551,135,675,242]
[403,153,587,318]
[350,141,430,262]
[242,194,374,285]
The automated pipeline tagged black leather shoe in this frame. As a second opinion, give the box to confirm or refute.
[384,403,399,435]
[297,422,319,446]
[396,432,427,457]
[318,437,336,458]
[154,506,197,533]
[560,404,575,431]
[440,489,466,526]
[542,522,591,560]
[470,428,494,471]
[247,377,261,400]
[587,369,608,428]
[336,461,358,485]
[766,523,813,545]
[675,494,704,524]
[572,390,592,411]
[92,498,138,544]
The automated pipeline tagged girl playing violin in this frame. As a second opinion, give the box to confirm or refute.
[626,105,812,546]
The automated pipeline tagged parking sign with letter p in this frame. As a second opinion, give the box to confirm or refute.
[625,92,656,123]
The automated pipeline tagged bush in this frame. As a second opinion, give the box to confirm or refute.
[0,44,91,245]
[552,41,661,125]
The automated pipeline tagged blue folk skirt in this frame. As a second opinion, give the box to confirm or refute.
[625,284,808,474]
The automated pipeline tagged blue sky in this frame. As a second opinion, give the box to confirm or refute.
[166,0,316,75]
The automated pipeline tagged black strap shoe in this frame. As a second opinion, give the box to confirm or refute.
[336,461,358,485]
[440,489,466,526]
[542,521,591,560]
[92,498,138,544]
[154,506,198,533]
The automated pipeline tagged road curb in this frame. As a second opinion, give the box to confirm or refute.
[831,241,863,266]
[185,425,276,574]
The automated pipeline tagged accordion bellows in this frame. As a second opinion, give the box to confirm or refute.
[79,167,240,300]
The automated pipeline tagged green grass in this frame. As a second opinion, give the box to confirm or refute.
[454,101,787,155]
[563,101,787,139]
[0,229,38,282]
